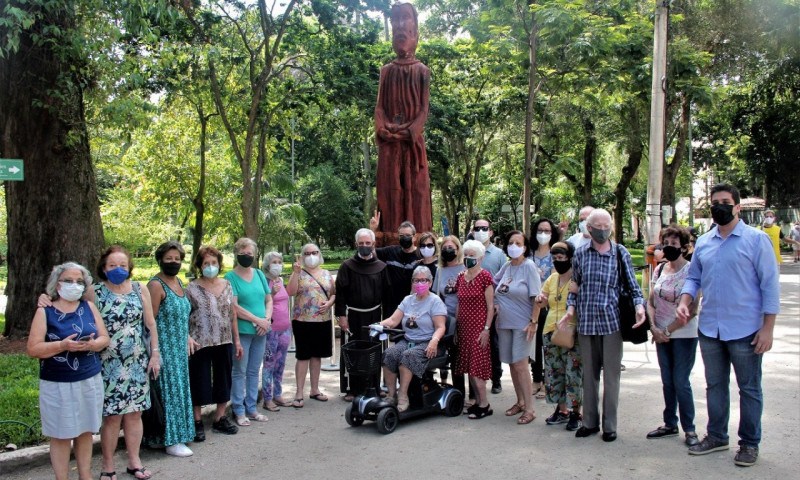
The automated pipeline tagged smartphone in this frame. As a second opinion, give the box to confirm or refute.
[78,335,93,342]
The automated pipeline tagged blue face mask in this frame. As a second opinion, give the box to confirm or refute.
[202,265,220,278]
[106,267,129,285]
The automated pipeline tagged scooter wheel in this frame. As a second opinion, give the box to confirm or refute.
[345,403,363,427]
[444,390,464,417]
[376,407,399,434]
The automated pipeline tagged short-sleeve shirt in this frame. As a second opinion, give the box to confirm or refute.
[186,280,234,348]
[225,269,271,335]
[652,262,697,339]
[541,273,576,334]
[396,293,447,342]
[482,243,507,276]
[533,252,553,283]
[293,270,335,322]
[493,259,541,330]
[432,264,465,318]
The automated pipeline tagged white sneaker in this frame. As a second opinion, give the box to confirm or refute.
[165,443,193,457]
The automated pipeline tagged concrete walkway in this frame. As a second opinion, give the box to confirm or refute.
[2,259,798,479]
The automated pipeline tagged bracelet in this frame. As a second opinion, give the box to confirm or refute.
[152,347,160,352]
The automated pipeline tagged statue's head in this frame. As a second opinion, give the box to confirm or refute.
[391,3,418,59]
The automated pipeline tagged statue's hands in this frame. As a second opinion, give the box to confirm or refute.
[378,127,392,140]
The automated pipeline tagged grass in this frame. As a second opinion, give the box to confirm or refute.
[0,354,45,448]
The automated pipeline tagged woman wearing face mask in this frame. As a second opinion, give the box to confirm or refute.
[27,262,110,480]
[529,218,560,397]
[186,246,242,442]
[645,226,700,447]
[225,238,273,426]
[454,240,495,419]
[432,236,466,396]
[378,266,447,412]
[537,242,583,432]
[790,222,800,263]
[260,251,292,411]
[494,231,542,425]
[287,243,335,407]
[145,241,194,457]
[418,231,439,278]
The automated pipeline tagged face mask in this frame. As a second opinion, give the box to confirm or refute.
[536,233,551,245]
[399,235,414,249]
[553,260,571,275]
[473,230,489,243]
[763,217,774,226]
[304,255,321,268]
[202,265,219,278]
[357,245,373,258]
[160,261,181,277]
[662,245,682,262]
[464,257,478,269]
[578,220,588,234]
[507,244,525,259]
[236,254,254,268]
[441,248,457,263]
[268,264,283,277]
[710,204,735,226]
[413,282,429,295]
[58,282,85,302]
[420,246,435,258]
[589,227,611,244]
[106,267,129,285]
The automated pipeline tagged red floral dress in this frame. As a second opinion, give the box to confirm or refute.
[454,269,494,380]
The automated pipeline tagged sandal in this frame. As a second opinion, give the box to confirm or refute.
[343,394,355,402]
[533,383,546,399]
[468,404,493,420]
[247,412,269,422]
[397,395,409,413]
[126,466,152,480]
[235,415,251,426]
[463,403,479,415]
[505,404,524,416]
[517,411,536,425]
[274,398,292,407]
[100,471,116,480]
[291,398,304,408]
[263,401,280,412]
[309,393,329,402]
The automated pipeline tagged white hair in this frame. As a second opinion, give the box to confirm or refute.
[462,239,486,258]
[355,228,375,243]
[579,206,595,219]
[587,208,612,227]
[46,262,93,299]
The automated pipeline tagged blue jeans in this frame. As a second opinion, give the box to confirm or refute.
[656,337,698,433]
[231,333,267,416]
[699,331,763,447]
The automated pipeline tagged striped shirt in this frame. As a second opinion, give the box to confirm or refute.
[567,242,644,335]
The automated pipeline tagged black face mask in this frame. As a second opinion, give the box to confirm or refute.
[441,248,457,263]
[237,254,254,268]
[553,260,571,275]
[160,261,182,277]
[710,204,735,226]
[399,235,413,249]
[662,245,683,262]
[464,257,478,269]
[357,246,373,258]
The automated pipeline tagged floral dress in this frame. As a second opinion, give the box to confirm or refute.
[96,282,150,416]
[454,269,494,380]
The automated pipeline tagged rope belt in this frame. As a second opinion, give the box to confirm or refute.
[346,304,381,313]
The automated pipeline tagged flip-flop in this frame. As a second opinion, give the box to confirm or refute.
[247,413,269,422]
[126,466,152,480]
[291,398,304,408]
[263,402,280,412]
[309,393,329,402]
[274,398,292,407]
[100,471,116,480]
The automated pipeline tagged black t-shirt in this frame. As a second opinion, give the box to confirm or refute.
[376,245,422,314]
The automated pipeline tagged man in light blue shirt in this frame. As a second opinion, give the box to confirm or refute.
[678,183,779,467]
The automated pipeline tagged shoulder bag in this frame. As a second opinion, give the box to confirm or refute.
[616,244,649,344]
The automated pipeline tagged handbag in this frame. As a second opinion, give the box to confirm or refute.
[551,324,575,349]
[616,244,649,344]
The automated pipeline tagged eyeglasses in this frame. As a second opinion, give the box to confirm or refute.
[303,251,320,256]
[536,229,552,234]
[421,243,435,248]
[59,279,86,285]
[473,226,490,232]
[412,278,430,284]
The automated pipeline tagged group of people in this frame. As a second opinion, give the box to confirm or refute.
[27,184,781,479]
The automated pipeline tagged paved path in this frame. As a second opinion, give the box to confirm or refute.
[3,260,799,480]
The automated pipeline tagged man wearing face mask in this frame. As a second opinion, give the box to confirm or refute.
[677,184,779,467]
[335,229,393,400]
[758,209,797,264]
[564,206,595,250]
[369,214,422,315]
[472,218,506,394]
[561,208,646,442]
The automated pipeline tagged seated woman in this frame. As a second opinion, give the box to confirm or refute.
[377,266,447,413]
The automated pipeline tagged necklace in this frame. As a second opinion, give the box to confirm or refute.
[555,275,570,301]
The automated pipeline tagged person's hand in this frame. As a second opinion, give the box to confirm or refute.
[292,259,302,274]
[338,316,350,335]
[524,322,537,342]
[319,299,334,315]
[425,339,438,359]
[752,327,773,354]
[650,326,668,344]
[676,304,691,324]
[147,353,161,379]
[60,334,91,352]
[38,294,53,308]
[478,329,490,349]
[188,337,200,356]
[558,311,573,331]
[558,220,569,235]
[234,341,244,360]
[369,210,380,231]
[633,305,647,328]
[535,294,547,306]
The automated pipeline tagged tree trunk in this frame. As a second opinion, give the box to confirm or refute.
[613,107,646,244]
[581,116,596,206]
[661,96,690,223]
[191,107,210,271]
[0,4,104,337]
[522,6,538,236]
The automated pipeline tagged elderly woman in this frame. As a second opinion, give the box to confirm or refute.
[145,241,194,457]
[537,242,583,431]
[186,246,242,441]
[418,231,439,278]
[494,231,541,425]
[95,246,160,480]
[27,262,110,480]
[646,226,700,446]
[287,243,335,407]
[378,266,447,412]
[432,235,466,395]
[225,237,273,425]
[454,239,495,420]
[261,251,292,411]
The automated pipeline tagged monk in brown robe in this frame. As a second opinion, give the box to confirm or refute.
[374,2,432,234]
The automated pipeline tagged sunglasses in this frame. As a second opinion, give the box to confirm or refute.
[421,243,435,248]
[473,226,490,232]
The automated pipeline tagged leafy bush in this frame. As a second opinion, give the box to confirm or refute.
[0,354,45,447]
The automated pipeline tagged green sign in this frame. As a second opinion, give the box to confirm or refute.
[0,159,24,181]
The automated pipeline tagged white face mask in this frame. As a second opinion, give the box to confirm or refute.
[420,246,436,258]
[764,217,774,225]
[507,244,525,259]
[536,233,551,245]
[268,264,283,277]
[473,230,490,243]
[304,255,321,268]
[578,220,588,234]
[58,282,85,302]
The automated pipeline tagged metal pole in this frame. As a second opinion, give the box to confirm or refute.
[287,294,296,352]
[320,307,340,371]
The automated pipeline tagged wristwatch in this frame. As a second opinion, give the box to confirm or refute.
[484,325,490,331]
[663,327,671,338]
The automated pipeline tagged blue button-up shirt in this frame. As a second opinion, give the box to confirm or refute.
[567,242,644,335]
[681,220,780,341]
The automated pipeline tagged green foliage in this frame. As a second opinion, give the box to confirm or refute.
[0,354,44,447]
[297,164,362,248]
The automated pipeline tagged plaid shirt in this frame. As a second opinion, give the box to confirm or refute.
[567,242,644,335]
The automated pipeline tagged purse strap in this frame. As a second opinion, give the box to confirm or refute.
[302,269,329,299]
